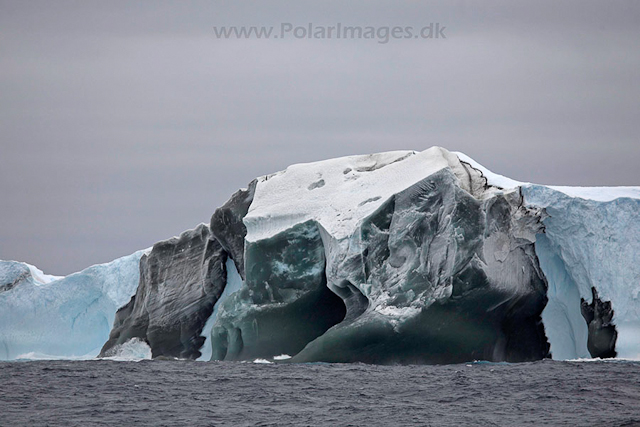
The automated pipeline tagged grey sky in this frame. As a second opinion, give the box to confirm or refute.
[1,0,639,274]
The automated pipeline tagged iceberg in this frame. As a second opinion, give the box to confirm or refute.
[523,185,640,360]
[457,152,640,360]
[2,147,638,363]
[0,250,146,360]
[99,224,227,360]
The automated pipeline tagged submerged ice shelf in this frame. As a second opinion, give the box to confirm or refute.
[1,147,638,363]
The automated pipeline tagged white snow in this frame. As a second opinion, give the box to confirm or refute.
[273,354,292,360]
[25,264,64,285]
[455,151,640,202]
[246,147,471,242]
[454,151,524,190]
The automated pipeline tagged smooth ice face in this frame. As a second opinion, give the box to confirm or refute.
[522,185,640,360]
[534,234,590,360]
[0,251,146,360]
[198,257,244,361]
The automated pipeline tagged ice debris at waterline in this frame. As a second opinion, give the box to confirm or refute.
[1,147,639,363]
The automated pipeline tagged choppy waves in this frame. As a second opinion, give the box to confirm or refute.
[1,359,639,426]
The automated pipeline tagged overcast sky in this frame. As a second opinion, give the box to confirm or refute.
[1,0,639,274]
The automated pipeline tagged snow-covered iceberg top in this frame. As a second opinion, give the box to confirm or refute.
[456,151,640,202]
[246,147,494,242]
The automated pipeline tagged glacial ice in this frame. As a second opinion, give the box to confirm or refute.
[213,148,551,364]
[1,147,638,363]
[0,250,147,360]
[209,219,348,361]
[198,257,244,361]
[99,224,227,360]
[457,151,640,360]
[523,185,640,360]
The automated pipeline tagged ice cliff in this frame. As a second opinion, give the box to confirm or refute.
[1,147,638,362]
[0,250,146,360]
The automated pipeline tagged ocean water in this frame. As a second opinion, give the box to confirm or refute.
[1,359,639,426]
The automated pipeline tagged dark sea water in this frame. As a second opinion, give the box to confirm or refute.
[1,359,639,426]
